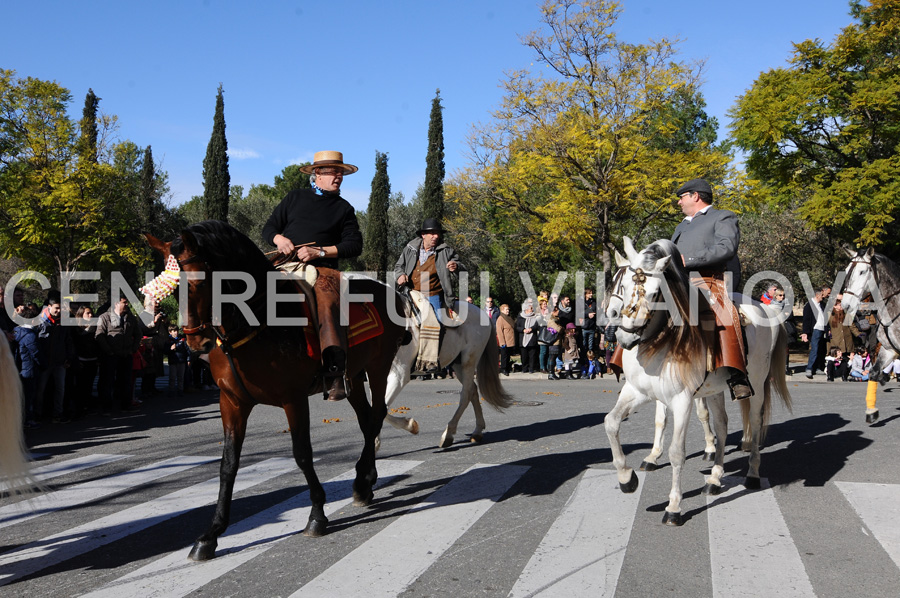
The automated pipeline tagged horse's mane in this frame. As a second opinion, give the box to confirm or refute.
[638,240,705,366]
[873,251,900,292]
[171,220,275,295]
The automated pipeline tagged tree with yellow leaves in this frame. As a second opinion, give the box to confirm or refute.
[450,0,733,275]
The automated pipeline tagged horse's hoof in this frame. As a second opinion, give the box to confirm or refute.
[438,434,453,448]
[744,476,761,490]
[303,518,328,538]
[639,460,658,472]
[702,451,716,462]
[409,419,419,435]
[741,442,752,453]
[188,539,217,561]
[662,511,684,526]
[469,433,483,443]
[703,482,722,496]
[866,410,879,424]
[619,471,639,493]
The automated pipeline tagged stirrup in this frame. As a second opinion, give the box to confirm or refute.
[727,374,754,401]
[324,372,348,401]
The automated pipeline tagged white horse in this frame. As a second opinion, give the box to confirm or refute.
[0,334,34,493]
[604,238,791,525]
[840,247,900,423]
[379,299,515,449]
[605,263,753,472]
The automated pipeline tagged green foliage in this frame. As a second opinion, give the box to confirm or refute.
[422,89,445,221]
[202,83,229,222]
[729,0,900,255]
[0,70,179,285]
[362,151,390,276]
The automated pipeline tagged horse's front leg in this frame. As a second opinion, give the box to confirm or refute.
[662,391,693,526]
[282,399,328,537]
[641,401,667,471]
[348,372,380,506]
[189,395,252,561]
[702,393,728,496]
[605,383,642,493]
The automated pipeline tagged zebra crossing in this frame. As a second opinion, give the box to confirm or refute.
[2,452,900,597]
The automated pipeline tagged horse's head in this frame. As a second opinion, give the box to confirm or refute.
[615,237,673,350]
[605,250,629,325]
[841,246,876,317]
[146,229,217,354]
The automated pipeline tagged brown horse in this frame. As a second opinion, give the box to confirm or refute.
[146,220,410,561]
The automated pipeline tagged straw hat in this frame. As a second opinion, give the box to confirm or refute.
[298,150,358,175]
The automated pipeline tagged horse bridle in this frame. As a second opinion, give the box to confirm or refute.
[173,250,268,402]
[617,266,654,336]
[843,256,900,354]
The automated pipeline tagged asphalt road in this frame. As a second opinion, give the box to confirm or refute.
[3,371,899,597]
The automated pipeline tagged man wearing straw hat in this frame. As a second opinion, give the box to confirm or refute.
[262,150,363,401]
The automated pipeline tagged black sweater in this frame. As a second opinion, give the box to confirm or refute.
[262,189,363,266]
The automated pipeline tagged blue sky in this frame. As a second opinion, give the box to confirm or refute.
[4,0,855,211]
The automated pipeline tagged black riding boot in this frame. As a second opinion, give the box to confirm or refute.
[322,346,348,401]
[727,368,753,401]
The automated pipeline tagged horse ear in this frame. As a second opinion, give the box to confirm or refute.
[145,234,170,256]
[623,236,638,262]
[865,247,875,258]
[656,256,671,272]
[615,250,628,268]
[841,244,857,259]
[181,229,200,254]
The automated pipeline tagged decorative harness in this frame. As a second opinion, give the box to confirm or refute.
[843,256,900,354]
[616,266,653,337]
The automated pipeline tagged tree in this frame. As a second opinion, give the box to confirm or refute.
[451,0,732,276]
[362,151,390,276]
[202,83,230,222]
[422,89,445,221]
[77,88,99,164]
[0,70,174,282]
[729,0,900,255]
[140,145,156,224]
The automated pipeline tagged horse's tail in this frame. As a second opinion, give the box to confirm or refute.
[0,335,36,494]
[760,322,793,445]
[475,323,515,412]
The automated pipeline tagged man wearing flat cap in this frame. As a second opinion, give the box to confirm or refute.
[262,150,362,401]
[394,218,464,322]
[671,178,752,400]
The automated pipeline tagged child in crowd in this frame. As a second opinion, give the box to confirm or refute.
[582,350,606,380]
[825,347,848,382]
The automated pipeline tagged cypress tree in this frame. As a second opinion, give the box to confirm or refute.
[422,89,445,221]
[78,88,99,164]
[140,145,156,224]
[202,83,230,221]
[363,151,390,277]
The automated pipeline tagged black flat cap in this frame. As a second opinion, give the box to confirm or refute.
[675,178,713,196]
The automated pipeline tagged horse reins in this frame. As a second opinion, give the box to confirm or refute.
[618,267,653,336]
[844,256,900,354]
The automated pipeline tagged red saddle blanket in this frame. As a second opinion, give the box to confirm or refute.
[303,301,384,360]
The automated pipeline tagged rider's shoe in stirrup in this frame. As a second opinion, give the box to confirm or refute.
[325,375,347,401]
[727,373,753,401]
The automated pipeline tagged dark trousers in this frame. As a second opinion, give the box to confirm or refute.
[99,354,134,410]
[76,359,99,413]
[520,345,538,373]
[499,346,511,374]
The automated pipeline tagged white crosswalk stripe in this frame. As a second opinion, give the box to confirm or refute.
[836,481,900,567]
[4,452,900,597]
[290,463,529,598]
[508,469,645,598]
[0,455,215,530]
[78,459,423,598]
[707,476,816,597]
[0,457,295,585]
[0,454,129,492]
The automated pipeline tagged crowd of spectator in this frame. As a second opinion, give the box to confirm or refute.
[1,284,215,430]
